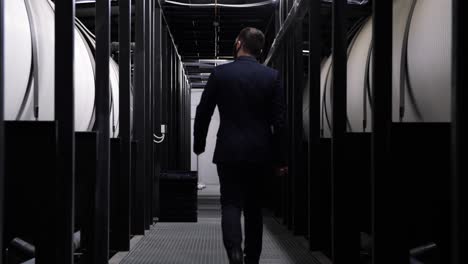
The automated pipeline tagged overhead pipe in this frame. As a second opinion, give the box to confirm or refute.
[162,0,276,8]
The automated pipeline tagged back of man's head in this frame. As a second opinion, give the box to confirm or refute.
[237,27,265,57]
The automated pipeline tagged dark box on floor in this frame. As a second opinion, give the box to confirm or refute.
[159,171,198,222]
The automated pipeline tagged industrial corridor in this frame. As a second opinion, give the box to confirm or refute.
[0,0,465,263]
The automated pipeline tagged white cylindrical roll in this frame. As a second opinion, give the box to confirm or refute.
[4,0,32,120]
[320,56,333,138]
[74,24,96,131]
[4,0,124,137]
[406,0,452,122]
[21,0,56,121]
[7,0,96,132]
[319,0,452,138]
[110,59,120,138]
[346,17,373,133]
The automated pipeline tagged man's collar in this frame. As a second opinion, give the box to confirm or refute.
[236,56,257,62]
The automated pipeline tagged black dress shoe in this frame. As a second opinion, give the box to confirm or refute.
[229,248,244,264]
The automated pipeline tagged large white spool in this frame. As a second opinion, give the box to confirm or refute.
[4,0,32,120]
[4,0,122,137]
[319,0,452,138]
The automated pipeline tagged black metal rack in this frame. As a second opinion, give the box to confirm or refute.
[0,0,5,261]
[263,0,461,263]
[0,0,464,263]
[1,0,192,263]
[451,0,466,263]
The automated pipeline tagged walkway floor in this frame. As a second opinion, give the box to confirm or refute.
[117,199,326,264]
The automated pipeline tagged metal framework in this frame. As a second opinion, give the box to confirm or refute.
[371,1,404,263]
[94,0,111,261]
[0,0,4,261]
[292,22,306,236]
[330,1,360,262]
[134,0,147,235]
[55,0,76,263]
[12,0,463,262]
[307,0,323,252]
[118,0,132,251]
[451,0,466,262]
[264,0,308,65]
[0,0,192,261]
[153,5,162,220]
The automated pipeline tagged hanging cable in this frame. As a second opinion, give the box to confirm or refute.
[400,0,421,122]
[363,43,373,132]
[154,124,166,144]
[24,0,40,120]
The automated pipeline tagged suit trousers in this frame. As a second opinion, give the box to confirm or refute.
[216,163,270,263]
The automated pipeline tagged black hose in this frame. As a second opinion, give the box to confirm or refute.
[9,238,35,259]
[400,0,423,121]
[410,242,437,257]
[16,52,35,120]
[321,18,369,134]
[363,43,373,131]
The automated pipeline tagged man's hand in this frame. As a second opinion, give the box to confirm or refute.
[275,166,288,177]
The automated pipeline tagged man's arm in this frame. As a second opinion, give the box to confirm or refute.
[193,70,217,155]
[271,71,288,166]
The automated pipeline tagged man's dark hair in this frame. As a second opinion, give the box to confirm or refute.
[237,27,265,57]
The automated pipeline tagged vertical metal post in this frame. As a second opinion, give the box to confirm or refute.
[178,64,182,168]
[169,49,175,169]
[134,0,146,234]
[144,0,152,229]
[308,0,322,250]
[55,0,75,263]
[119,0,132,250]
[177,63,182,168]
[185,79,190,170]
[451,0,466,263]
[275,1,280,33]
[286,38,293,229]
[292,21,305,236]
[331,0,359,263]
[167,46,173,170]
[161,28,168,170]
[95,0,111,261]
[153,6,162,219]
[0,1,4,261]
[371,1,403,264]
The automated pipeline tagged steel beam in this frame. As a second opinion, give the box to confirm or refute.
[0,1,4,261]
[264,0,309,65]
[133,0,146,235]
[331,0,360,263]
[307,0,322,251]
[144,0,152,229]
[292,22,306,236]
[153,6,162,219]
[161,28,169,170]
[286,38,293,230]
[451,0,467,263]
[119,0,132,250]
[371,1,404,264]
[94,0,111,262]
[55,0,76,263]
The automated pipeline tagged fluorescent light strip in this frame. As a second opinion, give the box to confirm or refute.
[163,0,276,8]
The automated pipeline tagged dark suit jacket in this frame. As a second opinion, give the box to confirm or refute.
[193,56,287,165]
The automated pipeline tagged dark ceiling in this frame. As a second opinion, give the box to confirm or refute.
[75,0,372,89]
[161,0,276,60]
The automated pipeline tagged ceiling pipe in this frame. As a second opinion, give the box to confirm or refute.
[161,0,276,8]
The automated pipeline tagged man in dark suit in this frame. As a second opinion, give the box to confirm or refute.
[193,27,287,264]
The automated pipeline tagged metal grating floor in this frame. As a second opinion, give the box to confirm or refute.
[119,203,323,264]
